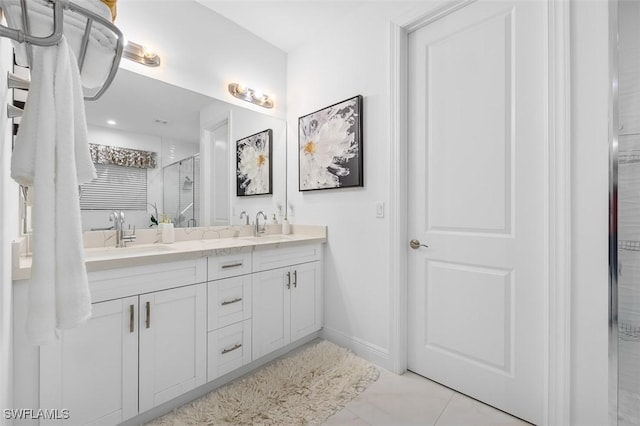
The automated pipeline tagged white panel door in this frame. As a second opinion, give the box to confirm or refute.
[290,262,322,342]
[252,268,291,359]
[40,297,138,426]
[407,1,547,424]
[139,284,207,412]
[211,121,230,225]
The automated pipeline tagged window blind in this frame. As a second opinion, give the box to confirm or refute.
[80,164,147,210]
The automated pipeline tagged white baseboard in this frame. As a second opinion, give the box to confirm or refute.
[320,326,392,370]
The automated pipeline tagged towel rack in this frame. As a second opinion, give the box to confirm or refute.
[0,0,124,101]
[619,150,640,165]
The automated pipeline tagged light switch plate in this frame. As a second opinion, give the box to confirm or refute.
[375,201,384,218]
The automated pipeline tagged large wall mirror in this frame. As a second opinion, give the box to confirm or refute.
[76,69,286,231]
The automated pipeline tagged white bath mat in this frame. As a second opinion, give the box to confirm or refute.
[148,340,379,425]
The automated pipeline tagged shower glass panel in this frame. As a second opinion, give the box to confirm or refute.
[614,2,640,425]
[163,154,200,227]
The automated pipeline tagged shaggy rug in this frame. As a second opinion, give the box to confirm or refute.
[148,340,379,425]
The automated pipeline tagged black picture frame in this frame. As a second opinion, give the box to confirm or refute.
[236,128,273,196]
[298,95,363,191]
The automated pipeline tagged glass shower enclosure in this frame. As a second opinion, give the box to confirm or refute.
[612,2,640,424]
[163,154,200,227]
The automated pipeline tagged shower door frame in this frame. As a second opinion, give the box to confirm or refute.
[162,154,199,228]
[609,0,619,424]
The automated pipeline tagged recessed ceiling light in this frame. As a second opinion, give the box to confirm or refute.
[107,119,116,125]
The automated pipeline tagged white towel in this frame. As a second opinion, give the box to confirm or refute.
[11,37,97,344]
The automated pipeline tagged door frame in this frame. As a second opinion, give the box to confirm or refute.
[200,114,232,227]
[387,1,571,425]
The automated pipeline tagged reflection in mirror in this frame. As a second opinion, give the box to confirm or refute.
[76,69,286,231]
[163,154,199,228]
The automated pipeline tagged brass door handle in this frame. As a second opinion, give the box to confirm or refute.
[409,239,428,249]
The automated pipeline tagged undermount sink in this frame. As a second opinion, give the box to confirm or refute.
[240,235,293,243]
[85,244,176,259]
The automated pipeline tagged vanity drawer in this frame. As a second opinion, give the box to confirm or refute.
[207,319,252,381]
[252,243,322,272]
[208,252,252,280]
[208,275,252,331]
[89,258,207,302]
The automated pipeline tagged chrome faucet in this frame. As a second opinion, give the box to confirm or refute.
[239,211,249,225]
[109,210,136,247]
[255,211,267,236]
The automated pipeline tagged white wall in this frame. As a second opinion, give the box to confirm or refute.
[83,125,198,231]
[115,1,287,120]
[570,1,610,424]
[286,3,425,365]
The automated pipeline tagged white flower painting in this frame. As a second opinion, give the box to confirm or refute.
[298,95,363,191]
[236,129,272,196]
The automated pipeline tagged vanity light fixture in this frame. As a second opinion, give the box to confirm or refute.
[228,83,274,109]
[123,41,161,67]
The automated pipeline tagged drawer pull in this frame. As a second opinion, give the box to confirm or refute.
[221,297,243,306]
[221,262,243,269]
[221,343,242,355]
[129,304,135,333]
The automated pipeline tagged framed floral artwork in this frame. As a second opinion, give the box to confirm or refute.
[236,128,273,196]
[298,95,363,191]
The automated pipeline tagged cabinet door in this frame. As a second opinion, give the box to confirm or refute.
[252,268,291,359]
[40,297,138,426]
[139,284,206,412]
[290,261,322,342]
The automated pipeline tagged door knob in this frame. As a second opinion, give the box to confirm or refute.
[409,239,428,249]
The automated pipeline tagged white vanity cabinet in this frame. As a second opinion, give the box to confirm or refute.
[40,297,138,426]
[252,244,322,360]
[35,259,208,425]
[13,240,324,426]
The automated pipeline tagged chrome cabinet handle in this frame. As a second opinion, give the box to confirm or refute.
[293,270,297,288]
[409,239,428,250]
[221,262,243,269]
[129,304,135,333]
[145,301,151,329]
[221,343,242,355]
[221,297,242,306]
[286,271,291,289]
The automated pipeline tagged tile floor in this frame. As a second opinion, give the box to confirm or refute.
[324,369,532,426]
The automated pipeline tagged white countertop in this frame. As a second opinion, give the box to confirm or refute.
[13,229,326,281]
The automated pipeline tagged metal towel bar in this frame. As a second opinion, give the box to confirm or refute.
[0,0,124,101]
